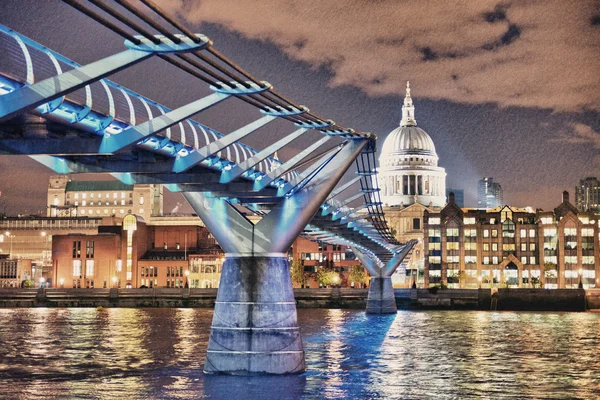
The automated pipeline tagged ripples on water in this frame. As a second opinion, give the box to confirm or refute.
[0,308,598,399]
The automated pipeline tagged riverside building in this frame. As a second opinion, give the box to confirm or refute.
[424,191,599,289]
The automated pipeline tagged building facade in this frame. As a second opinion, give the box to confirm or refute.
[477,177,503,209]
[47,175,163,219]
[0,256,32,288]
[424,192,599,289]
[575,177,600,214]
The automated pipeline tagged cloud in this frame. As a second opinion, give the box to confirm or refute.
[155,0,599,112]
[553,123,600,166]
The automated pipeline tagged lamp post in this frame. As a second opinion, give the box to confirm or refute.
[39,277,46,289]
[185,269,190,288]
[578,268,583,289]
[59,278,64,288]
[112,276,118,288]
[477,276,482,289]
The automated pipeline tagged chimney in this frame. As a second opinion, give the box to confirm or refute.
[562,190,569,203]
[448,192,455,205]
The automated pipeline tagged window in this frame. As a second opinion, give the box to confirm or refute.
[428,256,441,264]
[520,229,526,238]
[121,200,126,206]
[464,229,477,237]
[529,256,536,265]
[72,241,81,258]
[564,227,577,236]
[465,243,477,251]
[465,256,477,264]
[447,228,459,237]
[483,243,490,251]
[582,228,594,237]
[73,260,82,277]
[492,230,498,238]
[530,243,536,251]
[86,241,94,258]
[428,217,440,225]
[565,256,577,264]
[75,193,79,199]
[139,196,145,205]
[82,200,87,206]
[529,229,536,238]
[413,218,421,230]
[582,256,594,264]
[464,217,476,225]
[428,242,441,250]
[85,260,94,277]
[447,255,459,263]
[483,256,490,265]
[447,242,459,250]
[503,244,515,251]
[521,257,528,265]
[492,256,499,264]
[116,259,122,272]
[492,243,498,252]
[82,193,87,199]
[483,230,489,238]
[521,243,527,251]
[541,217,553,224]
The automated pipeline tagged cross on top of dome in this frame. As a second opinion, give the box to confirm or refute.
[400,81,417,127]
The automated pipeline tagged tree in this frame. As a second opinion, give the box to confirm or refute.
[290,260,306,288]
[348,265,367,287]
[316,266,337,287]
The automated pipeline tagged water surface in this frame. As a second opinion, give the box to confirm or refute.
[0,308,598,399]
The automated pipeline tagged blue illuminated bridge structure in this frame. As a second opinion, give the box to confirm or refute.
[0,0,415,375]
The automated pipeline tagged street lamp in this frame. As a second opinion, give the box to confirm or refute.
[332,274,340,287]
[112,276,118,288]
[477,276,482,289]
[39,277,46,288]
[59,278,64,288]
[185,269,190,288]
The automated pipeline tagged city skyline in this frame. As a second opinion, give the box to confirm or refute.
[0,0,598,214]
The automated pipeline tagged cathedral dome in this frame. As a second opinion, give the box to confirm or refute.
[381,125,436,157]
[377,82,446,209]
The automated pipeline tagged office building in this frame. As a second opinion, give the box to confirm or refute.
[477,177,503,209]
[575,177,600,214]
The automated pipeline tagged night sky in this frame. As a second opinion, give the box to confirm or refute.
[0,0,598,215]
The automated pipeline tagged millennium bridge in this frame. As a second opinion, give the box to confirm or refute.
[0,0,415,374]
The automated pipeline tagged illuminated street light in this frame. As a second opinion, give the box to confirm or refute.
[112,276,118,288]
[59,278,64,288]
[477,276,482,289]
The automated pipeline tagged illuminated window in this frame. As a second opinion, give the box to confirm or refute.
[565,256,577,264]
[464,229,477,237]
[85,260,94,276]
[491,230,498,238]
[492,243,498,252]
[529,256,536,264]
[139,195,145,205]
[465,243,477,251]
[464,217,476,225]
[428,217,440,225]
[90,193,94,199]
[520,229,526,237]
[483,243,490,251]
[544,228,557,237]
[492,256,499,264]
[465,256,476,264]
[447,228,459,237]
[541,217,553,224]
[521,257,527,265]
[521,243,527,251]
[582,228,593,237]
[582,256,594,264]
[73,260,82,276]
[447,242,459,250]
[483,256,490,265]
[75,193,79,199]
[483,230,489,238]
[529,229,536,237]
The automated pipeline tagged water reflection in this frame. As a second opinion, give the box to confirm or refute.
[0,309,598,399]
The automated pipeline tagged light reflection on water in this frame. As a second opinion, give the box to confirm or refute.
[0,308,598,399]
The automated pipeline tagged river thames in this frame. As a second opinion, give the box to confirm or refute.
[0,308,598,399]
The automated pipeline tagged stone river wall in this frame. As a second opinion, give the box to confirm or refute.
[0,288,597,311]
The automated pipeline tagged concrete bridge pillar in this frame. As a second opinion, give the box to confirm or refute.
[353,241,415,314]
[184,139,367,374]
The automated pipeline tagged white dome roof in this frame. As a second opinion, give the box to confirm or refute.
[381,125,436,157]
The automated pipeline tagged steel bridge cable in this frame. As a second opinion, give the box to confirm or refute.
[192,52,252,89]
[157,54,222,88]
[138,0,201,43]
[62,0,142,45]
[175,54,237,89]
[113,0,182,44]
[87,0,161,44]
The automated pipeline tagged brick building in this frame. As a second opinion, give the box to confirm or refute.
[424,192,599,289]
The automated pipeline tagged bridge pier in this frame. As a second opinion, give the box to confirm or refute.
[366,277,396,314]
[204,256,304,374]
[353,242,415,314]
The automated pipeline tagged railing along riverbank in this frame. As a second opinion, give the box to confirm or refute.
[0,288,597,311]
